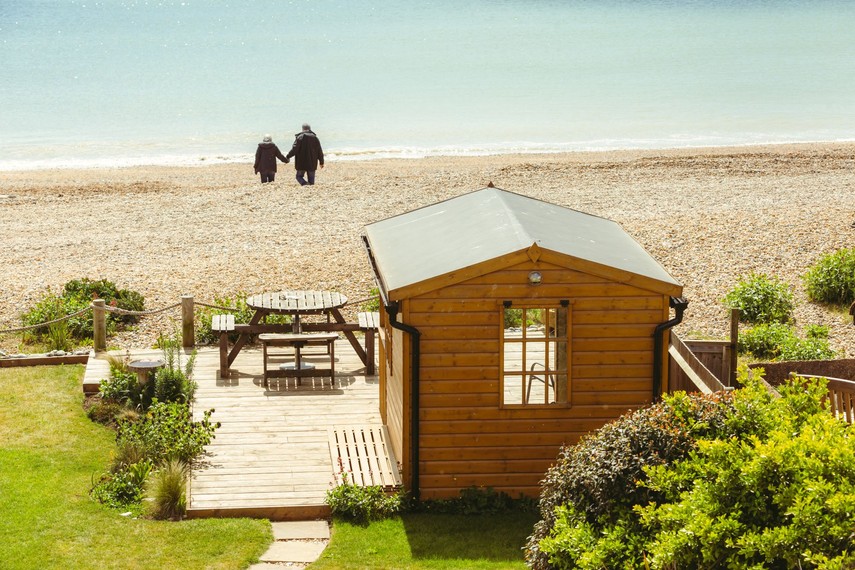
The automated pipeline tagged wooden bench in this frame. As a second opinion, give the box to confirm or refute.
[258,332,338,388]
[211,314,235,378]
[358,311,380,375]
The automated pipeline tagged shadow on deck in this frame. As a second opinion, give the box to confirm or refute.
[83,339,394,521]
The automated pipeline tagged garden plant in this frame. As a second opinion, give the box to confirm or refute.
[526,371,855,569]
[803,247,855,306]
[20,277,145,349]
[723,272,794,324]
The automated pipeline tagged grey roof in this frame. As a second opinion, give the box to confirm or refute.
[364,187,680,295]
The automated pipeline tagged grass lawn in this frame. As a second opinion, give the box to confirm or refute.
[311,511,539,569]
[0,365,271,570]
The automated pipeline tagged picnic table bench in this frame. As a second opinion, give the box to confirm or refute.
[210,293,382,379]
[258,332,338,388]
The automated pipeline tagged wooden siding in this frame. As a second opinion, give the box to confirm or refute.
[401,260,669,499]
[385,326,408,485]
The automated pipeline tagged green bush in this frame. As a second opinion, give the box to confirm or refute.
[91,459,152,510]
[525,390,740,569]
[529,375,855,570]
[723,273,795,324]
[325,472,404,524]
[21,292,92,343]
[63,277,145,326]
[21,278,145,343]
[116,401,219,465]
[803,247,855,306]
[739,323,837,361]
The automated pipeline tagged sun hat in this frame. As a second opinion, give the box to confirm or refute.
[262,134,272,143]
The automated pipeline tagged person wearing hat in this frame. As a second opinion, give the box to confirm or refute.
[253,134,288,183]
[285,123,324,185]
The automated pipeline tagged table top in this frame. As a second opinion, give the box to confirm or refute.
[246,290,348,314]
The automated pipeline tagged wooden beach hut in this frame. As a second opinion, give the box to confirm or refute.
[362,187,685,499]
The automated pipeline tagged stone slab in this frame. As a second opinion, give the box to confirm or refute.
[261,540,328,563]
[272,520,330,540]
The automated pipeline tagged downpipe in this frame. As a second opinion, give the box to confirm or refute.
[385,301,422,501]
[652,297,689,402]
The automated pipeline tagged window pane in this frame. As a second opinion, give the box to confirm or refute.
[504,375,524,405]
[503,308,523,337]
[504,341,522,372]
[526,341,545,374]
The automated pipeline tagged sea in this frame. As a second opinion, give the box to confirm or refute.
[2,0,854,171]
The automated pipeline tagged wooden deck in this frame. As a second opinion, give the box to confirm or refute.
[82,339,394,521]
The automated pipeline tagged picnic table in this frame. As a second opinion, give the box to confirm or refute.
[215,289,370,378]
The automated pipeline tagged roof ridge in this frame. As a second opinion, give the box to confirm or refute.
[493,188,538,247]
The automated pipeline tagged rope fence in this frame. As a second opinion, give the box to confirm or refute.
[0,292,381,350]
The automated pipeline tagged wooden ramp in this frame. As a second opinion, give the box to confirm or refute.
[82,340,396,520]
[329,426,402,490]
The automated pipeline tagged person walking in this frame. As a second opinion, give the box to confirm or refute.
[254,134,288,183]
[285,123,324,185]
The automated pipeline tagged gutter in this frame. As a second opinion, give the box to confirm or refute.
[361,235,423,500]
[652,296,689,402]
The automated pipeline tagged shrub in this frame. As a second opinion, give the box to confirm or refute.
[723,273,794,324]
[325,472,404,524]
[803,247,855,306]
[525,390,740,569]
[91,459,152,510]
[116,401,219,465]
[738,322,793,359]
[20,278,145,343]
[147,459,188,520]
[635,378,855,569]
[739,323,836,361]
[21,292,92,343]
[529,375,855,570]
[85,398,128,427]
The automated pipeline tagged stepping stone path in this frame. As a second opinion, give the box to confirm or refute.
[249,520,330,568]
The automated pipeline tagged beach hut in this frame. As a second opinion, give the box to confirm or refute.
[362,187,685,500]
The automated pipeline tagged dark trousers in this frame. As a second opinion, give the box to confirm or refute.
[260,171,275,183]
[296,170,316,185]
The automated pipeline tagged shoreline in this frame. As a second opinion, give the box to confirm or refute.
[1,142,853,357]
[3,139,855,173]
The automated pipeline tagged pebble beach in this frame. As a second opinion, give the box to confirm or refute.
[1,142,853,357]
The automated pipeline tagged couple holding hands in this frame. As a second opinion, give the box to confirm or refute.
[254,123,324,185]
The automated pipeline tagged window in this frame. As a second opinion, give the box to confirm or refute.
[501,305,569,406]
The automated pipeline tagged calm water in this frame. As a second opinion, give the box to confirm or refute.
[2,0,854,170]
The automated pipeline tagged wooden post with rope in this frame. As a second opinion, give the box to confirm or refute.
[92,299,106,352]
[181,294,195,348]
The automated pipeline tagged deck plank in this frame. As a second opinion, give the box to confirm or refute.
[82,339,392,520]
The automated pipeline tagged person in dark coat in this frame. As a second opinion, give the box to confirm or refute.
[254,134,288,183]
[285,123,324,185]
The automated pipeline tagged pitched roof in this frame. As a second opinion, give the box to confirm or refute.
[363,187,681,297]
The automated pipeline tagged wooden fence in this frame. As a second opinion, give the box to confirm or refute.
[795,374,855,425]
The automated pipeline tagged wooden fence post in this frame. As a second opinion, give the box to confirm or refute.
[92,299,106,352]
[729,308,739,387]
[181,295,195,348]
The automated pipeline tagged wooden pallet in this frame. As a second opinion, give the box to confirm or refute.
[328,425,402,490]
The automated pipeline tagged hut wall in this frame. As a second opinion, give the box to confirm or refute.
[405,259,670,499]
[383,325,409,485]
